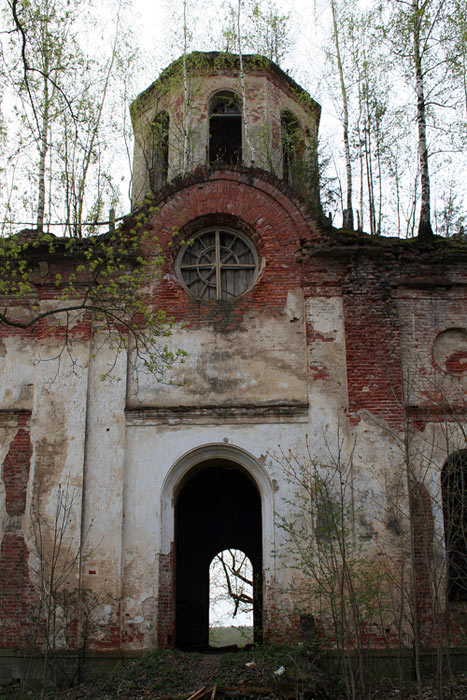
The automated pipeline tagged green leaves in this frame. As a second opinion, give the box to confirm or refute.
[0,208,185,382]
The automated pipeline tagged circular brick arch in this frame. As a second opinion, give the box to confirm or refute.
[150,169,313,252]
[146,169,316,326]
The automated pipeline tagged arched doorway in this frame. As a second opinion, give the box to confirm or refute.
[175,459,262,649]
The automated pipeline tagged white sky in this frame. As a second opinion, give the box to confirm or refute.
[130,0,333,113]
[126,0,466,234]
[2,0,465,232]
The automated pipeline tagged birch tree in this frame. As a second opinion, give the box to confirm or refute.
[330,0,354,230]
[237,0,256,165]
[182,0,190,176]
[222,0,291,65]
[411,0,434,241]
[382,0,452,241]
[1,0,135,235]
[0,0,184,380]
[246,0,291,64]
[6,0,80,231]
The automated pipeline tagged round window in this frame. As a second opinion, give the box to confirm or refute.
[178,228,258,301]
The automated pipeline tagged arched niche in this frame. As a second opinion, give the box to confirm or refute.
[281,110,303,187]
[159,443,275,648]
[433,328,467,375]
[150,110,169,191]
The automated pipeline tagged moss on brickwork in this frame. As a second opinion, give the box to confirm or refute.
[130,51,320,120]
[300,225,467,264]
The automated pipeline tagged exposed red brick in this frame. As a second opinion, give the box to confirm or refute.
[157,546,175,648]
[446,350,467,375]
[2,426,32,516]
[342,264,403,429]
[309,362,330,381]
[409,481,436,645]
[143,171,312,331]
[0,533,37,648]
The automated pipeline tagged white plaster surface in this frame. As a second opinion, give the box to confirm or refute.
[127,304,308,408]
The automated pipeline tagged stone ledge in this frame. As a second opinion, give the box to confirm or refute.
[125,402,309,425]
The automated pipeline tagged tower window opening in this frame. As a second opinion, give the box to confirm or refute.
[209,549,254,648]
[150,111,169,191]
[209,92,242,167]
[281,110,303,187]
[442,450,467,601]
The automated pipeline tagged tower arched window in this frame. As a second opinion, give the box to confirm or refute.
[209,92,242,167]
[442,450,467,601]
[150,110,169,191]
[281,110,303,187]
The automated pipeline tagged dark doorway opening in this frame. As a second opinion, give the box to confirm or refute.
[442,449,467,601]
[175,459,262,649]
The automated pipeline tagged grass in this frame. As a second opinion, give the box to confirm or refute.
[209,625,253,647]
[1,645,324,700]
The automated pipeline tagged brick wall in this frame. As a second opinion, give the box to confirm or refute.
[342,261,403,429]
[0,533,37,647]
[409,480,436,644]
[157,547,175,648]
[0,411,37,648]
[2,415,32,516]
[143,169,314,331]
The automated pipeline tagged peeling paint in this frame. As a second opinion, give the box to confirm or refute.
[0,54,466,659]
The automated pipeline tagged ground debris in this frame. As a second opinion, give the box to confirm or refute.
[2,650,467,700]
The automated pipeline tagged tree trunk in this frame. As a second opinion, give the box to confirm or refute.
[331,0,353,230]
[36,73,49,231]
[413,0,433,242]
[238,0,255,165]
[182,0,189,176]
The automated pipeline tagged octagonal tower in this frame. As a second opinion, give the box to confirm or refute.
[130,52,321,211]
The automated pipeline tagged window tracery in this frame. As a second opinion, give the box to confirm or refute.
[178,228,258,301]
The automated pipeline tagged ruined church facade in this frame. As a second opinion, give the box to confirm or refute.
[0,54,466,675]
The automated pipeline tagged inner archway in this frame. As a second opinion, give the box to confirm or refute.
[175,459,262,649]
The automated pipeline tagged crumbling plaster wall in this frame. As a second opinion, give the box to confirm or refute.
[0,308,128,653]
[127,297,308,409]
[0,271,464,653]
[0,322,90,649]
[121,420,312,648]
[302,267,411,636]
[1,189,466,659]
[397,284,467,408]
[77,337,127,650]
[298,246,465,645]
